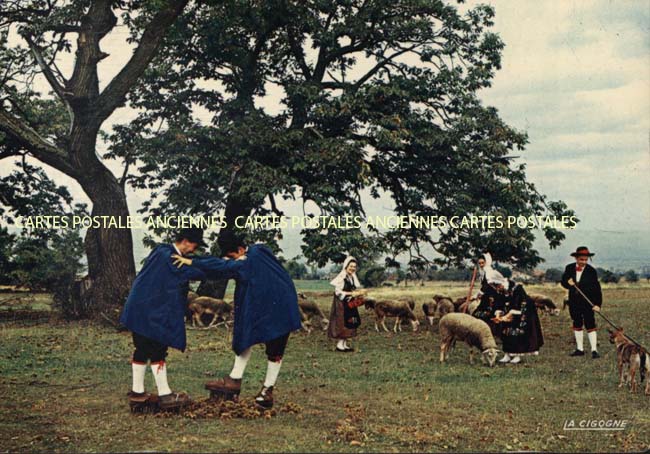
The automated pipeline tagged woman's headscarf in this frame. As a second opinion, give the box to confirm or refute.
[330,256,361,289]
[482,252,493,269]
[482,252,507,287]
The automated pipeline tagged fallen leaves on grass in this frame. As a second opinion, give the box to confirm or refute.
[332,404,368,446]
[151,398,302,420]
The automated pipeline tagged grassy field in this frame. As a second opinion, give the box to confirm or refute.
[0,281,648,452]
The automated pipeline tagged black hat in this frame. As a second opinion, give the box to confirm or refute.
[177,227,207,247]
[570,246,594,257]
[218,230,246,254]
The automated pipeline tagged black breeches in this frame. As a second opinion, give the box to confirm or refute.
[265,333,290,362]
[132,332,168,363]
[568,304,596,331]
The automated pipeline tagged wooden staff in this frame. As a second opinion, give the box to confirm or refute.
[572,281,646,350]
[464,266,478,311]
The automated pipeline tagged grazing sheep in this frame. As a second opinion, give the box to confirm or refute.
[422,301,437,326]
[433,297,455,320]
[457,297,480,315]
[364,299,420,333]
[528,294,560,315]
[298,293,329,332]
[438,313,500,367]
[422,296,454,327]
[452,296,467,312]
[466,299,480,316]
[433,294,452,303]
[454,297,465,311]
[398,296,416,311]
[187,295,233,328]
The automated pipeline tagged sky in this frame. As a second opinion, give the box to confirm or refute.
[2,0,649,265]
[471,0,649,232]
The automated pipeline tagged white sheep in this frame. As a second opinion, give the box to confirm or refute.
[438,313,500,367]
[467,299,480,316]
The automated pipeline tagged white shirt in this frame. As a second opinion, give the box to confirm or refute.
[173,243,182,256]
[576,267,584,283]
[335,275,355,301]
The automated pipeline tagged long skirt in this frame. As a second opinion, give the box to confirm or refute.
[502,311,544,354]
[327,296,357,340]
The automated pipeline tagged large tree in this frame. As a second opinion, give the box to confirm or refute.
[110,0,575,290]
[0,0,189,317]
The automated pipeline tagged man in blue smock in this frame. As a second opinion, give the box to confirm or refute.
[172,231,301,409]
[120,228,207,410]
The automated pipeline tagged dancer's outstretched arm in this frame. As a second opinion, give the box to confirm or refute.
[172,254,243,280]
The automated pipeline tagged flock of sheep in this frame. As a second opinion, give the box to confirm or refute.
[305,291,558,367]
[187,289,559,368]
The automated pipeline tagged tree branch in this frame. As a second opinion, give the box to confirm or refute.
[353,44,421,89]
[287,27,312,80]
[22,33,70,102]
[0,148,21,160]
[119,159,130,188]
[94,0,189,124]
[268,193,284,216]
[0,108,75,176]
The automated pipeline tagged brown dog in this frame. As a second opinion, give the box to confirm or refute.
[608,328,649,394]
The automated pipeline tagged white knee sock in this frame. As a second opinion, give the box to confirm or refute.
[229,348,251,379]
[574,330,584,351]
[131,362,146,393]
[336,340,346,350]
[263,360,282,388]
[151,361,172,396]
[587,331,598,352]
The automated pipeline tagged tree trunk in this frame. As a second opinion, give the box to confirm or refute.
[78,162,136,320]
[198,194,252,299]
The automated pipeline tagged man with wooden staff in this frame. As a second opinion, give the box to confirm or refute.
[561,246,602,359]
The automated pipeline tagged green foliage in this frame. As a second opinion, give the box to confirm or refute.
[600,269,619,284]
[107,0,576,271]
[0,163,86,308]
[359,265,386,288]
[0,227,16,284]
[428,267,473,281]
[493,262,512,278]
[9,230,84,292]
[284,258,308,280]
[544,268,563,283]
[305,264,324,280]
[623,269,639,283]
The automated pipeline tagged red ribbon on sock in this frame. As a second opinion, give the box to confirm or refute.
[151,361,165,373]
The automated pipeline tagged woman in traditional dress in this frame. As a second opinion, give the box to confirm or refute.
[327,256,366,352]
[494,279,544,364]
[473,263,508,338]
